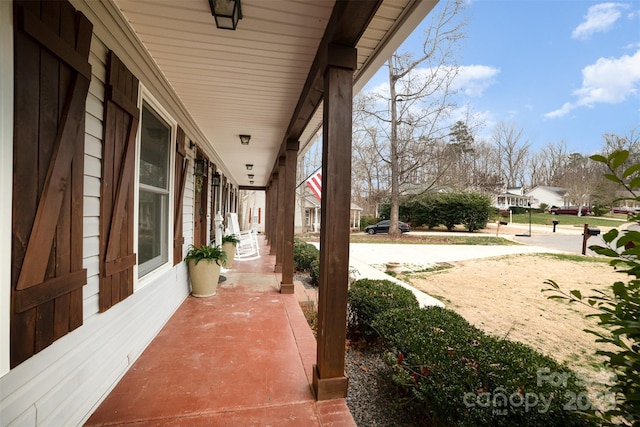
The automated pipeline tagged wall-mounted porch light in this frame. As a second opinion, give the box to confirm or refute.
[245,164,253,170]
[208,0,242,31]
[239,134,251,145]
[194,158,208,177]
[212,171,221,188]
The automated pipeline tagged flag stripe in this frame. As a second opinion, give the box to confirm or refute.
[306,172,322,201]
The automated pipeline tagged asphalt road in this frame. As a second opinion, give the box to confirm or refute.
[512,230,606,256]
[507,221,637,256]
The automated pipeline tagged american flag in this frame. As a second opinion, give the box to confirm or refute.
[306,170,322,201]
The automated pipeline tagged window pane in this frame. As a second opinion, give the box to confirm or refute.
[138,102,171,278]
[140,104,170,189]
[138,190,167,274]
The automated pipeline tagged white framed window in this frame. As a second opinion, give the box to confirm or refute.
[137,96,175,278]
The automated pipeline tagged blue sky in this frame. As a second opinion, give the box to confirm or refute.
[363,0,640,154]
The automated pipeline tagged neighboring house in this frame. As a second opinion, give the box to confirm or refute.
[612,189,640,211]
[527,186,569,208]
[295,195,362,232]
[300,194,321,232]
[1,1,433,424]
[239,190,265,234]
[495,187,531,210]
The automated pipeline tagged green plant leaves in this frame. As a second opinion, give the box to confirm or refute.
[184,243,227,265]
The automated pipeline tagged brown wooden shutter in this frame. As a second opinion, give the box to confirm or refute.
[173,128,189,265]
[99,51,139,311]
[11,0,92,368]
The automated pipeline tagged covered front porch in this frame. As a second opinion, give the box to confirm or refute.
[1,1,441,425]
[86,235,354,426]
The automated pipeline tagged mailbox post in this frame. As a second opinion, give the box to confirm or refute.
[582,223,601,255]
[552,220,559,233]
[496,220,508,236]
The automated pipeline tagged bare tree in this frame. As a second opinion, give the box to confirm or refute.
[562,153,602,206]
[355,0,467,236]
[491,121,530,188]
[352,104,389,216]
[469,139,502,195]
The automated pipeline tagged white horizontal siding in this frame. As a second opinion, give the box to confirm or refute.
[0,4,193,426]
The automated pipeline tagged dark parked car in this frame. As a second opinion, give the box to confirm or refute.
[364,220,410,234]
[550,206,591,215]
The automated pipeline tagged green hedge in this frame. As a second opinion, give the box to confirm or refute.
[309,259,319,286]
[347,279,419,338]
[384,191,493,231]
[293,238,319,272]
[373,306,595,427]
[346,279,594,426]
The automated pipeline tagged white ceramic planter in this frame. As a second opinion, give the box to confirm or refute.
[188,259,222,297]
[221,242,236,269]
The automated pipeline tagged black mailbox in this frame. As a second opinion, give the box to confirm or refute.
[499,221,508,226]
[587,227,601,236]
[552,220,559,232]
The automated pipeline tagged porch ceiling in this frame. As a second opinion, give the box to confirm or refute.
[113,0,437,187]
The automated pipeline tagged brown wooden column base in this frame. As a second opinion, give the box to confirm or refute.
[312,364,348,400]
[280,282,294,294]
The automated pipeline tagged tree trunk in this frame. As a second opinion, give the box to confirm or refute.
[388,59,400,237]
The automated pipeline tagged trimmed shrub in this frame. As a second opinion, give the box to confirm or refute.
[373,306,595,427]
[509,205,528,215]
[293,238,319,272]
[396,191,493,231]
[460,192,493,231]
[347,279,419,338]
[309,259,319,286]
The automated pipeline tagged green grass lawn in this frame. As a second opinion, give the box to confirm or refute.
[506,212,627,228]
[349,233,520,245]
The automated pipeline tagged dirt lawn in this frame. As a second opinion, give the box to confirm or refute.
[405,253,623,384]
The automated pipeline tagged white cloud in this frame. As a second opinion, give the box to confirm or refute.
[453,65,500,97]
[572,2,628,40]
[544,49,640,119]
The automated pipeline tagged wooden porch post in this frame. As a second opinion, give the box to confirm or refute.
[281,140,298,293]
[274,157,286,272]
[269,172,278,255]
[313,43,356,400]
[264,185,270,245]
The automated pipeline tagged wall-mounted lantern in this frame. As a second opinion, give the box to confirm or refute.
[194,158,208,178]
[212,171,221,188]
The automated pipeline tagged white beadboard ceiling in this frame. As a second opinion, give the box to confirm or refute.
[113,0,438,187]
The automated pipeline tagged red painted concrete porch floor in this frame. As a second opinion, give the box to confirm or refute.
[85,241,355,426]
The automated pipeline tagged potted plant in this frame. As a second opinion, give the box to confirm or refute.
[221,234,240,268]
[184,244,227,297]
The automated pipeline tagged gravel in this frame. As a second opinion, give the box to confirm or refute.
[293,272,416,425]
[345,345,417,427]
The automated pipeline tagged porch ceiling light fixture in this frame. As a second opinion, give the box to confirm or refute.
[245,164,253,170]
[239,134,251,145]
[249,180,254,184]
[248,174,254,179]
[209,0,242,31]
[212,171,221,187]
